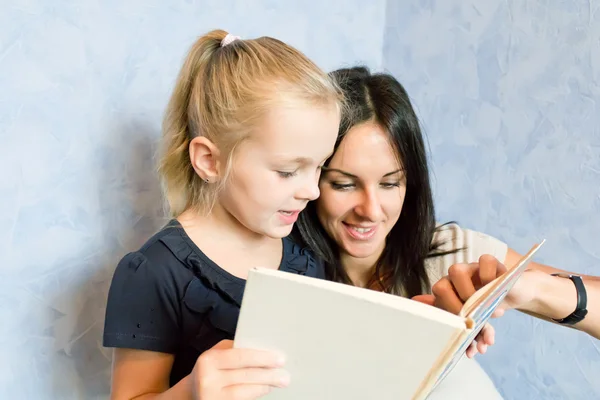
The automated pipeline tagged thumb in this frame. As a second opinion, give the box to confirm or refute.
[412,294,436,306]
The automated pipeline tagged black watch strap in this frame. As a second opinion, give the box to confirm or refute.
[550,273,588,325]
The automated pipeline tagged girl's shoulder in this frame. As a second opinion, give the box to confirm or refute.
[281,236,326,280]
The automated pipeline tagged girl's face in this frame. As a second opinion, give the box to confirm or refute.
[218,103,340,239]
[316,122,407,261]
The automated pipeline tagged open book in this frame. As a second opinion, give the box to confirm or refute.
[234,241,545,400]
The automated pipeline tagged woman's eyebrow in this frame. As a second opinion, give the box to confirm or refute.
[322,167,403,178]
[383,169,403,177]
[321,167,357,178]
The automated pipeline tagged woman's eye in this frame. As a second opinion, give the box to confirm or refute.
[381,182,401,189]
[277,171,297,178]
[331,182,354,191]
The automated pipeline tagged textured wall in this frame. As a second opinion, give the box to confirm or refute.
[383,1,600,399]
[3,0,599,399]
[0,1,385,398]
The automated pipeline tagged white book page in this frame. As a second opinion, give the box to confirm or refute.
[235,269,466,400]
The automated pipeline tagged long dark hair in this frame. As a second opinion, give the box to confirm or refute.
[294,66,453,297]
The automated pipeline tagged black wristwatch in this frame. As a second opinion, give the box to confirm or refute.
[550,273,588,325]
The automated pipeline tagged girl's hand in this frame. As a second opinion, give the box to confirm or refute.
[192,340,290,400]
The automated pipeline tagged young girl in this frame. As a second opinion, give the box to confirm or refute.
[103,30,342,399]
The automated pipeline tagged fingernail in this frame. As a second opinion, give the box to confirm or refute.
[279,371,291,387]
[275,353,286,367]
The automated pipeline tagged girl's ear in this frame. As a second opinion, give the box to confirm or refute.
[189,136,222,182]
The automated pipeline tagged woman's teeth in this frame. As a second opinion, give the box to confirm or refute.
[344,223,377,240]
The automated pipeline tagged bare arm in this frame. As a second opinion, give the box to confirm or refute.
[109,341,290,400]
[417,249,600,357]
[505,248,600,340]
[111,349,193,400]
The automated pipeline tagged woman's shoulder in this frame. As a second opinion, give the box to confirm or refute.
[425,222,508,288]
[431,222,507,259]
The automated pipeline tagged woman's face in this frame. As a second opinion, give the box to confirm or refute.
[316,121,407,261]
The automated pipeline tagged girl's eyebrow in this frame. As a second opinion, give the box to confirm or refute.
[273,156,314,166]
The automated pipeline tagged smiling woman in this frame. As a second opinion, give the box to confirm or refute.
[292,66,508,398]
[317,122,408,286]
[294,65,600,399]
[296,67,441,297]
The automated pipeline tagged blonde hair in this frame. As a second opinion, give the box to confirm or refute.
[158,29,342,217]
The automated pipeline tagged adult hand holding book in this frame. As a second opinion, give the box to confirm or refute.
[425,241,600,342]
[412,253,533,357]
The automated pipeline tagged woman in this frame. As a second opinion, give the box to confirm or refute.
[294,66,599,397]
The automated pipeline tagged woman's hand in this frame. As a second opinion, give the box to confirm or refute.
[412,254,538,358]
[429,255,544,315]
[191,340,290,400]
[414,249,600,351]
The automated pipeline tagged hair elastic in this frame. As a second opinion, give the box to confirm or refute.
[221,33,241,47]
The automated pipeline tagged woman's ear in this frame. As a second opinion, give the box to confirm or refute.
[189,136,222,182]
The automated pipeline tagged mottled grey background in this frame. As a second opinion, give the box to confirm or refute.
[1,0,598,398]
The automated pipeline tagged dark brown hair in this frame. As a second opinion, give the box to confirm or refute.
[294,66,455,297]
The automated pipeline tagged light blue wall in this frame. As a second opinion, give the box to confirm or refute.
[0,1,385,398]
[383,0,600,399]
[2,0,599,399]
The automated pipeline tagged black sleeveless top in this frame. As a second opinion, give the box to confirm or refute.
[103,220,324,386]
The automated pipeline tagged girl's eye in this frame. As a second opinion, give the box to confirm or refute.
[330,182,354,191]
[381,182,401,189]
[277,171,297,178]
